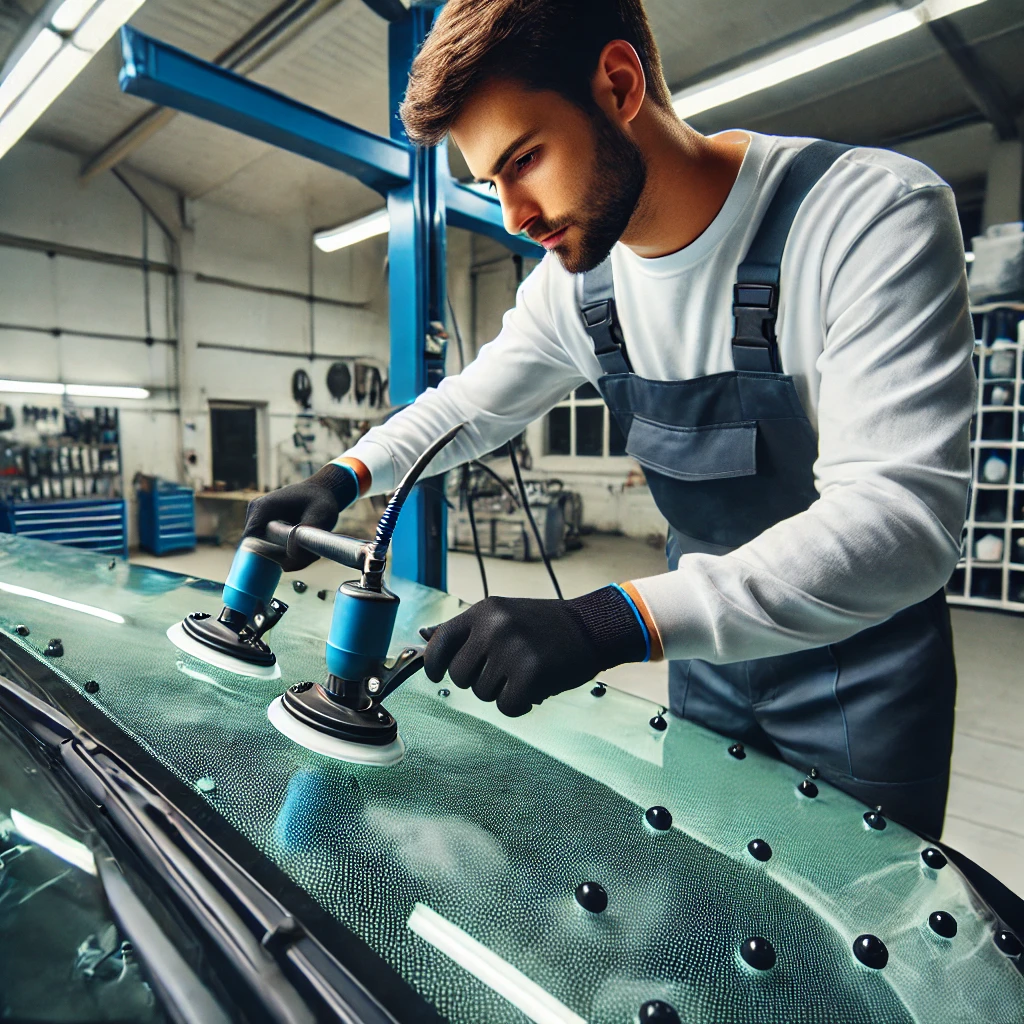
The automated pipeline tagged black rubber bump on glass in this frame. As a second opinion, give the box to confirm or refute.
[438,688,450,698]
[864,810,887,831]
[638,1000,680,1023]
[44,638,63,657]
[798,779,818,799]
[108,559,116,570]
[649,715,667,731]
[292,580,308,593]
[809,766,819,778]
[645,806,672,831]
[747,839,772,862]
[591,682,607,697]
[921,847,947,870]
[994,930,1023,958]
[290,681,313,694]
[84,680,99,694]
[739,936,776,971]
[14,624,29,637]
[853,934,888,969]
[728,743,746,759]
[317,589,328,600]
[575,881,608,914]
[929,912,957,938]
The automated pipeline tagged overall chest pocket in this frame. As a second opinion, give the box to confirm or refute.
[625,417,757,481]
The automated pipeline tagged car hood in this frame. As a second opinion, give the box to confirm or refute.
[0,534,1021,1024]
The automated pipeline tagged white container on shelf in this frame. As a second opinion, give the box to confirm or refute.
[974,533,1004,562]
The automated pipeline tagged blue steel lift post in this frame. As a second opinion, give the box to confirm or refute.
[117,11,539,589]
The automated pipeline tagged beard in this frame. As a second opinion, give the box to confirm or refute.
[539,109,648,275]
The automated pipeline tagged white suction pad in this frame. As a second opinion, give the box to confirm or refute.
[166,621,282,681]
[267,696,405,766]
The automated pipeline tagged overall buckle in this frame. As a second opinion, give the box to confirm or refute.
[732,284,779,372]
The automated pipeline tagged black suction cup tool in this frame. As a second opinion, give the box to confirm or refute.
[181,601,287,668]
[281,647,426,746]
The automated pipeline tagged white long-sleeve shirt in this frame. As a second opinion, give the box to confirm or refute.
[344,130,976,664]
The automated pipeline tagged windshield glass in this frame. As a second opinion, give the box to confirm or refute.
[1,535,1022,1024]
[0,711,171,1023]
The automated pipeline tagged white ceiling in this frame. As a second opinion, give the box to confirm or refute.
[1,0,1021,225]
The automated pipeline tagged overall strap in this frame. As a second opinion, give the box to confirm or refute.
[578,257,632,375]
[732,139,852,372]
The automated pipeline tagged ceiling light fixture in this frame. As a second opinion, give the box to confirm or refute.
[0,0,148,162]
[314,209,390,253]
[672,0,989,119]
[0,378,150,399]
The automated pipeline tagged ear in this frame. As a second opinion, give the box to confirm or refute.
[591,39,646,125]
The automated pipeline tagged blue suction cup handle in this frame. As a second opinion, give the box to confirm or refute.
[222,538,283,621]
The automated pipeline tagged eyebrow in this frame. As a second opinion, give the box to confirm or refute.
[473,130,540,183]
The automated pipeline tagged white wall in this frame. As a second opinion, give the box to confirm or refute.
[0,139,414,544]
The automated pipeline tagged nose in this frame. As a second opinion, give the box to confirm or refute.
[498,186,539,238]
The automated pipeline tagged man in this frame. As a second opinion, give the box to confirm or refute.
[244,0,974,837]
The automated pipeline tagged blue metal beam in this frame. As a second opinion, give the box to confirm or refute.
[445,180,544,259]
[118,27,412,196]
[387,6,449,590]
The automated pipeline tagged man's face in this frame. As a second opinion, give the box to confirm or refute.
[451,77,646,274]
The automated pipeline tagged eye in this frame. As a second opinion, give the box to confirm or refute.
[514,150,538,175]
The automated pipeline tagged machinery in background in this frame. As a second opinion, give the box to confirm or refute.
[447,458,584,562]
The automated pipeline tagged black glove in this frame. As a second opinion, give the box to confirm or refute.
[424,586,648,717]
[242,463,358,572]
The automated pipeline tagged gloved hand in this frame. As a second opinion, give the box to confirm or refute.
[242,463,359,572]
[424,586,649,717]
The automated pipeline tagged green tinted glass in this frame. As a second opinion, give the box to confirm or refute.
[0,536,1021,1023]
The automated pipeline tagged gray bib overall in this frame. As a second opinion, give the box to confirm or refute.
[578,141,956,839]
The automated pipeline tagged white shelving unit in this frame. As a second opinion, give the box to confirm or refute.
[946,303,1024,613]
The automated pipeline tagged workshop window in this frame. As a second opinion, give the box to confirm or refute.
[545,384,627,457]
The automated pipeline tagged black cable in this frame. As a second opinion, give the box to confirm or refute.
[470,460,520,505]
[507,441,563,600]
[447,296,467,371]
[461,465,489,598]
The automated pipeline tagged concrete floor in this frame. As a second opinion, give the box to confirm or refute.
[134,533,1024,898]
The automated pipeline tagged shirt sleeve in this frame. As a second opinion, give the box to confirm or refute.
[340,255,587,494]
[629,184,976,664]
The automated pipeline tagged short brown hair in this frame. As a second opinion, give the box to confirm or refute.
[400,0,672,147]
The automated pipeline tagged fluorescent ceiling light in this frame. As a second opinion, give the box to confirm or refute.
[51,0,100,32]
[314,209,390,253]
[66,383,150,398]
[0,378,149,399]
[0,28,61,119]
[0,581,126,624]
[73,0,147,52]
[10,809,97,875]
[0,0,148,161]
[672,0,989,118]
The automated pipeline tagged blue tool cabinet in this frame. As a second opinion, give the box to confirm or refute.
[137,482,196,556]
[0,498,129,557]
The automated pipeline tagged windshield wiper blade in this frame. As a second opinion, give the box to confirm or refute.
[94,854,232,1024]
[0,671,399,1024]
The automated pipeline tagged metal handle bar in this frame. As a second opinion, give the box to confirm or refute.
[264,521,370,572]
